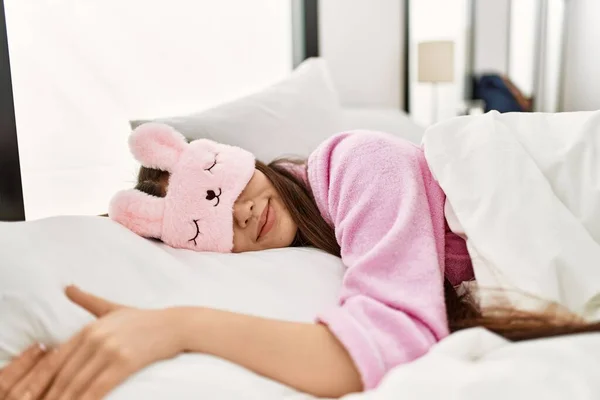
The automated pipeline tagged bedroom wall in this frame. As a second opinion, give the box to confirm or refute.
[318,0,404,109]
[562,0,600,111]
[473,0,510,74]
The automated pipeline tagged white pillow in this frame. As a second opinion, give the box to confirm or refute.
[339,108,425,144]
[131,58,344,163]
[0,216,344,399]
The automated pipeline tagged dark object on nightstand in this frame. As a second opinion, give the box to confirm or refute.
[473,74,533,113]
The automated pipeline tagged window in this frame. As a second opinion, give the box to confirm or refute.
[5,0,292,220]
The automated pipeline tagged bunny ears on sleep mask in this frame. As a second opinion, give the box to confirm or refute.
[109,122,255,252]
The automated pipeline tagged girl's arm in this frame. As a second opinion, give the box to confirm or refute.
[2,288,361,400]
[170,307,362,398]
[305,132,450,388]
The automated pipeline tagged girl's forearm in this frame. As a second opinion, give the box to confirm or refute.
[168,307,362,398]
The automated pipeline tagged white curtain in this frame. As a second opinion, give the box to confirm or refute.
[508,0,566,112]
[5,0,292,220]
[538,0,566,112]
[509,0,538,97]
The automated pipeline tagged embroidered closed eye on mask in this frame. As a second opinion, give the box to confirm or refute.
[109,122,255,252]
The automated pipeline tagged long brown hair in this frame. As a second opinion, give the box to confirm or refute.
[135,161,600,341]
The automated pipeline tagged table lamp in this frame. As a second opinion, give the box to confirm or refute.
[418,40,455,123]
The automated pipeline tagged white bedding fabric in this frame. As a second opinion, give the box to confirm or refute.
[4,110,600,399]
[0,217,344,399]
[131,58,345,164]
[339,108,424,145]
[300,110,600,400]
[332,328,600,400]
[425,110,600,318]
[298,110,600,400]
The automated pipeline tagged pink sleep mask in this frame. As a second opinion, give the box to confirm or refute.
[109,122,255,252]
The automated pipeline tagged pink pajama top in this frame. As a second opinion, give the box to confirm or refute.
[305,131,473,389]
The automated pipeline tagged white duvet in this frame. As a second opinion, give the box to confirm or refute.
[324,110,600,400]
[424,110,600,318]
[2,110,600,399]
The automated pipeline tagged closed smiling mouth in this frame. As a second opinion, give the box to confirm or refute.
[256,198,273,241]
[256,200,270,240]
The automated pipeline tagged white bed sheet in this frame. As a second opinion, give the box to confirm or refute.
[292,328,600,400]
[334,327,600,400]
[0,216,345,399]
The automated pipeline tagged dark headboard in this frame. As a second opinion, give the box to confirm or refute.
[0,0,25,221]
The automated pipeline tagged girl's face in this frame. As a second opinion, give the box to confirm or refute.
[232,169,298,252]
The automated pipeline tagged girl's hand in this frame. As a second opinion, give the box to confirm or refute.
[0,343,50,400]
[41,286,181,400]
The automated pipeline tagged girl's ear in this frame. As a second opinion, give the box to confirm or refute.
[108,189,165,239]
[129,123,187,172]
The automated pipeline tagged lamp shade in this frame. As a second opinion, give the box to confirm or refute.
[418,41,455,83]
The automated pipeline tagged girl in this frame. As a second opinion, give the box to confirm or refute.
[1,131,599,400]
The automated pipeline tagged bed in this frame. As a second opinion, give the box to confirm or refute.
[2,60,600,400]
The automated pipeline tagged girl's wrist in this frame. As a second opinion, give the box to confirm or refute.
[162,306,207,353]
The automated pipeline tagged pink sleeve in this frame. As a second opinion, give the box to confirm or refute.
[307,131,450,389]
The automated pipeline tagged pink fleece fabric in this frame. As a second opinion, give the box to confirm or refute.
[306,131,473,389]
[109,123,255,252]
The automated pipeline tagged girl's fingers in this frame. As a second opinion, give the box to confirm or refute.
[42,341,100,400]
[8,331,83,400]
[5,349,62,400]
[65,286,121,318]
[0,344,46,399]
[45,351,107,400]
